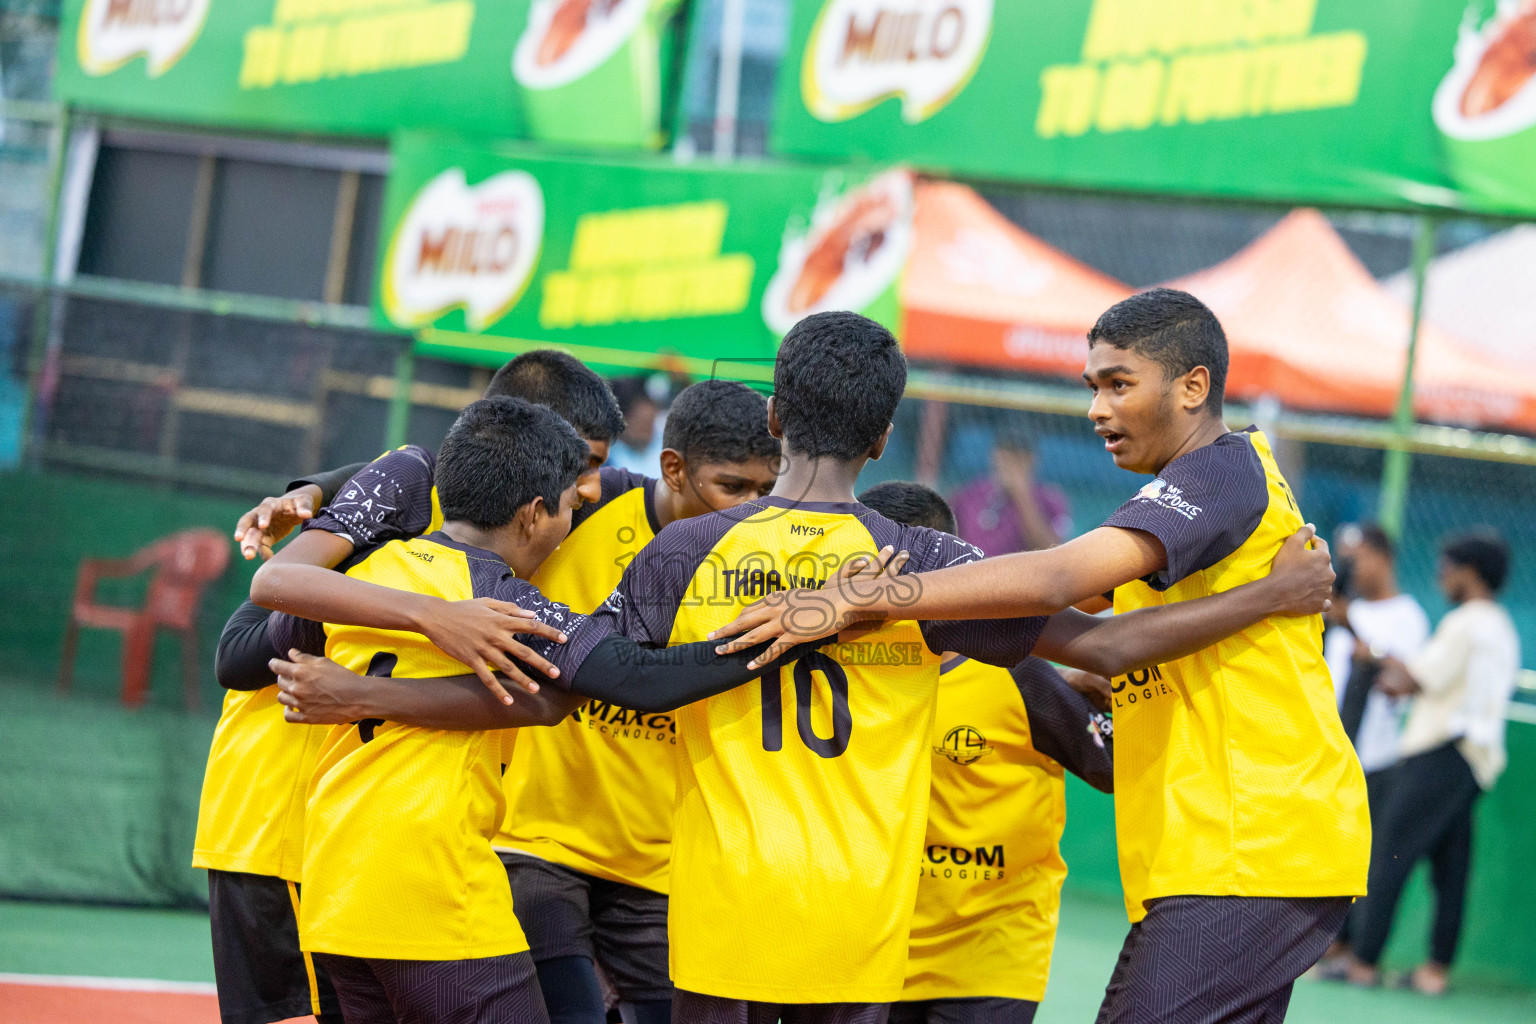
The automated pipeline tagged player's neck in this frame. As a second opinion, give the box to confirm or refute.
[771,453,866,504]
[1152,414,1229,474]
[440,520,533,577]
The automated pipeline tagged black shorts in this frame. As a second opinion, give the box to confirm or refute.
[312,950,548,1024]
[501,852,671,1002]
[672,990,889,1024]
[207,869,342,1024]
[1095,895,1351,1024]
[889,997,1038,1024]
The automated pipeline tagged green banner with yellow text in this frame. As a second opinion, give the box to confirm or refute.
[374,132,905,369]
[773,0,1536,214]
[54,0,688,148]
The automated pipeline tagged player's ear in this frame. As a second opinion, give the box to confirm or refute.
[1179,366,1212,414]
[765,396,784,440]
[515,498,544,537]
[867,422,894,461]
[658,448,687,494]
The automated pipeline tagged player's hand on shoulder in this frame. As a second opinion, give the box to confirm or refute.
[272,650,371,724]
[711,545,908,670]
[1265,524,1335,618]
[234,485,321,561]
[416,597,568,706]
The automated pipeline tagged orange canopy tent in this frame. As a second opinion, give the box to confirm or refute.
[1164,209,1536,434]
[899,180,1132,377]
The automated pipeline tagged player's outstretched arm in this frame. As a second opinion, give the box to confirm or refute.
[712,528,1166,670]
[252,545,569,703]
[231,461,367,561]
[272,651,583,730]
[1031,527,1333,679]
[561,633,819,713]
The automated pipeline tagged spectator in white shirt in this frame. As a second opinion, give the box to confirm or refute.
[1335,531,1520,995]
[1319,523,1430,966]
[1325,523,1430,771]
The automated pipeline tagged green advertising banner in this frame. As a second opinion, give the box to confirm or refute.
[374,132,907,367]
[53,0,687,148]
[772,0,1536,214]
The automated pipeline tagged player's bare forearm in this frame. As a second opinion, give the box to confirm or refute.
[881,529,1163,621]
[710,528,1165,668]
[273,652,581,730]
[1032,526,1333,678]
[252,558,436,632]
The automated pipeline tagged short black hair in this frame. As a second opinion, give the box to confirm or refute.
[1442,530,1510,593]
[1088,288,1228,413]
[858,480,957,535]
[484,350,625,443]
[1356,523,1395,560]
[775,311,906,460]
[437,397,589,530]
[663,380,778,465]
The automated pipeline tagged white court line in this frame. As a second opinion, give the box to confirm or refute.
[0,972,217,995]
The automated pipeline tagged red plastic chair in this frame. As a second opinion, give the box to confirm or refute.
[58,528,231,710]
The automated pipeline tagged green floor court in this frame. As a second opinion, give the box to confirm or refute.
[2,892,1531,1024]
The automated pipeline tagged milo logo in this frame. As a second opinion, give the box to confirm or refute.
[76,0,210,77]
[801,0,994,123]
[382,168,546,332]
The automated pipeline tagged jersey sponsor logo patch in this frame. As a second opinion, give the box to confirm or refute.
[77,0,210,78]
[800,0,994,123]
[1133,477,1203,520]
[408,549,436,563]
[789,524,825,537]
[921,841,1007,882]
[1112,664,1174,709]
[382,167,546,331]
[935,724,992,765]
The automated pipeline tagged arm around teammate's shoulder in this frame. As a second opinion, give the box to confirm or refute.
[1031,526,1334,679]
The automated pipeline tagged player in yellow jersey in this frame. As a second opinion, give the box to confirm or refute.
[264,379,780,1024]
[271,396,814,1024]
[195,350,625,1024]
[859,482,1115,1024]
[717,293,1369,1024]
[496,381,779,1024]
[592,311,1335,1023]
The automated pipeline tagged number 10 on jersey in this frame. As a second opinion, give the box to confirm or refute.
[760,651,852,758]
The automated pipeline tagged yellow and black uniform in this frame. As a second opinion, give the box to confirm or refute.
[300,531,601,961]
[196,605,341,1024]
[294,451,684,999]
[1094,428,1370,1022]
[298,531,605,1024]
[498,467,671,891]
[896,657,1113,1023]
[494,468,684,1003]
[592,497,1046,1010]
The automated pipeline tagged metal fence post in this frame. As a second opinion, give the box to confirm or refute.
[19,102,71,465]
[1378,214,1436,541]
[385,347,415,450]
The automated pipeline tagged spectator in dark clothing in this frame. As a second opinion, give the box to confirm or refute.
[949,434,1071,556]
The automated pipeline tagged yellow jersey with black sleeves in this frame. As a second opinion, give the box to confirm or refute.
[298,531,607,960]
[302,455,683,892]
[194,446,440,883]
[1106,428,1370,923]
[904,657,1070,1003]
[496,468,680,893]
[193,680,329,882]
[591,497,1047,1003]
